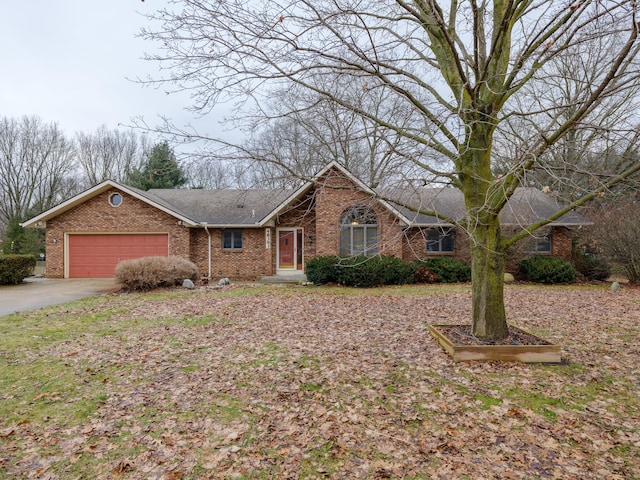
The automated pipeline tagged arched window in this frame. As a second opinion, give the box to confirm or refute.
[339,205,378,256]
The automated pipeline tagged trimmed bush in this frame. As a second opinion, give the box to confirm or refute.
[306,255,472,286]
[115,255,199,291]
[413,257,471,283]
[306,255,415,287]
[336,255,415,287]
[378,256,416,285]
[518,255,576,284]
[0,254,36,285]
[305,255,341,284]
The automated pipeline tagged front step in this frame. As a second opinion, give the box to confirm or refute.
[259,274,308,284]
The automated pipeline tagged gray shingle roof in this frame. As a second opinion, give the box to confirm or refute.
[141,188,295,225]
[381,187,588,226]
[131,182,587,228]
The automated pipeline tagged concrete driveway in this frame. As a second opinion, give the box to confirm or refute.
[0,277,122,316]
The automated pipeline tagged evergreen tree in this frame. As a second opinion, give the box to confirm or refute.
[127,141,188,190]
[1,217,44,257]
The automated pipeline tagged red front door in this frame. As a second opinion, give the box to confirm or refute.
[278,229,303,270]
[278,230,295,269]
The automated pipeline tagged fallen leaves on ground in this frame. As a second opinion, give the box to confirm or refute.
[1,284,639,479]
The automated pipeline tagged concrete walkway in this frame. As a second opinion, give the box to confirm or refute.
[0,277,121,316]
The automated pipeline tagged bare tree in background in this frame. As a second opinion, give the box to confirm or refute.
[0,116,78,225]
[186,159,252,189]
[76,125,149,186]
[586,197,640,284]
[494,27,640,201]
[241,82,428,188]
[142,0,640,341]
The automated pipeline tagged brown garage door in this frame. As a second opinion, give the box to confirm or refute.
[68,234,169,278]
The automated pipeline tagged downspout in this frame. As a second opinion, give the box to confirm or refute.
[202,224,212,279]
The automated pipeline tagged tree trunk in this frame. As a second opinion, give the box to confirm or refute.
[469,215,509,341]
[457,113,510,342]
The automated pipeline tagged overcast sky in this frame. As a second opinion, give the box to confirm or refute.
[0,1,224,140]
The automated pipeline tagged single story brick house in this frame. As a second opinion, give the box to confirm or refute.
[22,162,589,279]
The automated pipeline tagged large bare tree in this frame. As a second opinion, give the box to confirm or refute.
[76,126,149,186]
[0,116,78,225]
[242,82,429,188]
[142,1,640,341]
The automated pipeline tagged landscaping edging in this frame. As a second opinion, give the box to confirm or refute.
[429,324,562,363]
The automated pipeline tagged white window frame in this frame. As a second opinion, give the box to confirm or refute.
[339,205,378,257]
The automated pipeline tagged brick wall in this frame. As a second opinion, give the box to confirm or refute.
[313,170,404,258]
[189,229,209,277]
[551,227,573,261]
[403,225,574,273]
[208,228,272,280]
[402,227,471,263]
[504,226,575,273]
[46,188,190,278]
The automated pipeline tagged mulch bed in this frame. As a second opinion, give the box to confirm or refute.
[435,324,554,346]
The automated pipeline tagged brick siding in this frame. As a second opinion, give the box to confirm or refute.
[207,228,273,280]
[46,189,190,278]
[312,170,403,258]
[402,227,472,263]
[43,171,580,280]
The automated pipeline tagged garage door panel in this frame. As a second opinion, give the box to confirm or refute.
[68,234,169,278]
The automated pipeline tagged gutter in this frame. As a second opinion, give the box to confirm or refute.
[202,224,212,279]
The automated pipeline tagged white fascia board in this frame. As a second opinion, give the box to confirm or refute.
[409,222,456,228]
[257,161,412,227]
[257,181,314,227]
[199,224,264,228]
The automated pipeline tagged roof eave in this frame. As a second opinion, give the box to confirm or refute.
[408,222,456,228]
[198,223,265,228]
[500,221,593,227]
[258,182,315,227]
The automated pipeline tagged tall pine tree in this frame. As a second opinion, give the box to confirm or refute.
[127,141,188,190]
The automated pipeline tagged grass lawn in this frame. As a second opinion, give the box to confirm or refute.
[0,283,639,479]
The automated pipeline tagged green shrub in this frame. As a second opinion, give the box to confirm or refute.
[0,254,36,285]
[573,251,611,281]
[413,257,471,283]
[305,255,341,284]
[306,255,415,287]
[115,255,199,291]
[518,255,576,284]
[334,256,381,287]
[378,256,416,285]
[339,256,415,287]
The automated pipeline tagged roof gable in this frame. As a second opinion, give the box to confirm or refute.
[21,180,199,228]
[261,161,413,226]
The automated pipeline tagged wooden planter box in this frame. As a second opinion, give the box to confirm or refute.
[429,325,561,363]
